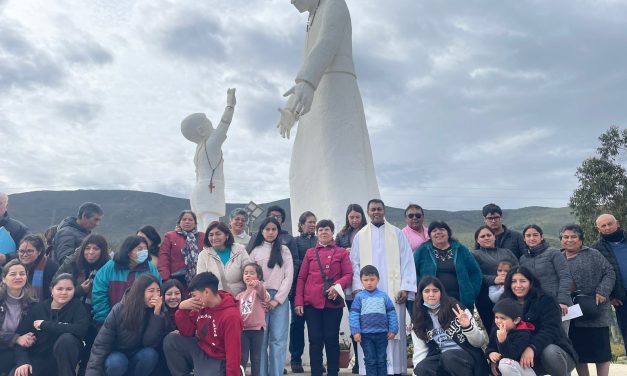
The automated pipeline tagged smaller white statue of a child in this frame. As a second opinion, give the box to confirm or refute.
[181,88,236,232]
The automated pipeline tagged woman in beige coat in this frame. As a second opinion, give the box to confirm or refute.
[197,221,251,296]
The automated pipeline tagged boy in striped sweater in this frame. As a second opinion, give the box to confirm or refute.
[349,265,398,376]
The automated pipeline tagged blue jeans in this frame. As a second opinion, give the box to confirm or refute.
[104,348,158,376]
[360,333,388,376]
[260,289,289,376]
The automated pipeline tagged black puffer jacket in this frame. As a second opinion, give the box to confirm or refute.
[518,288,577,363]
[496,226,526,259]
[52,217,90,264]
[591,229,627,302]
[86,296,167,375]
[15,298,89,366]
[0,211,29,262]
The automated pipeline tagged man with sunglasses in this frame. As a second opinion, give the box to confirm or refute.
[401,204,429,252]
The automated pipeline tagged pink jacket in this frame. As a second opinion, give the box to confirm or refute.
[295,241,352,309]
[236,281,270,330]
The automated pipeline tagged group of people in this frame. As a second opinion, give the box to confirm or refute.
[1,191,627,376]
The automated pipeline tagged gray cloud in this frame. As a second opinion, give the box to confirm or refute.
[2,0,627,212]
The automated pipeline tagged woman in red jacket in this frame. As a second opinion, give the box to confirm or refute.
[158,210,205,288]
[294,219,352,376]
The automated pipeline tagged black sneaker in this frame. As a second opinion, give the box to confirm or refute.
[291,363,305,373]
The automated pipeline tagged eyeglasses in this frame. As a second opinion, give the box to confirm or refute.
[18,249,36,255]
[407,213,422,219]
[485,216,502,222]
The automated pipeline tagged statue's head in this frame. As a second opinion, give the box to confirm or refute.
[291,0,317,13]
[181,113,213,143]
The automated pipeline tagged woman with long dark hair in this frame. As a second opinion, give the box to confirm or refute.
[411,276,488,376]
[0,260,38,374]
[289,211,317,373]
[334,203,366,374]
[91,235,161,324]
[335,204,367,250]
[16,234,58,300]
[471,225,518,332]
[158,210,204,288]
[161,279,184,331]
[249,217,293,376]
[519,224,572,317]
[13,273,89,376]
[54,234,110,375]
[501,266,577,376]
[87,274,167,376]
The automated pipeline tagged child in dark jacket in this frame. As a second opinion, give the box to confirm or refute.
[486,298,536,376]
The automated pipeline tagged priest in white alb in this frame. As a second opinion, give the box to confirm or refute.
[350,199,417,376]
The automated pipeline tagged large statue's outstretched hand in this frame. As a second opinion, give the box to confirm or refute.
[227,88,236,107]
[286,81,314,117]
[277,108,298,139]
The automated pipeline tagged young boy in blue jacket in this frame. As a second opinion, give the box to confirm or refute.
[349,265,398,376]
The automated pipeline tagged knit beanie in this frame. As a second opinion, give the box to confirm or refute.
[493,298,523,320]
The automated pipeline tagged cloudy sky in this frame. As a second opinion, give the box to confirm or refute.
[1,0,625,211]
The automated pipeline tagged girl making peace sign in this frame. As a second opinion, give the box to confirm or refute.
[410,276,489,376]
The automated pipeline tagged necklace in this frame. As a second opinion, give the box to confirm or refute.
[306,0,321,32]
[200,142,223,194]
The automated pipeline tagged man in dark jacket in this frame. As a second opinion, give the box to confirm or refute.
[0,192,30,265]
[52,202,103,264]
[593,213,627,352]
[483,203,525,259]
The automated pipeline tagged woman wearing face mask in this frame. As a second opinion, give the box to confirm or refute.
[54,234,110,375]
[87,274,167,376]
[137,226,162,267]
[13,273,89,376]
[0,260,38,374]
[92,236,161,325]
[471,225,518,332]
[17,234,59,300]
[158,211,204,288]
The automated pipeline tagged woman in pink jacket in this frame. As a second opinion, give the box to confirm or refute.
[295,219,352,376]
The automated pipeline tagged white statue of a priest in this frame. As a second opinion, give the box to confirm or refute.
[277,0,380,231]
